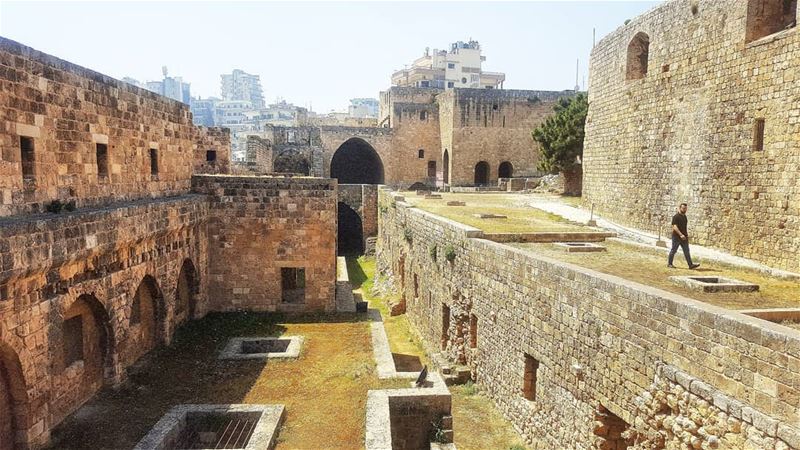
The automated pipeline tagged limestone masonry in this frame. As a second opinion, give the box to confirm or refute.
[584,0,800,272]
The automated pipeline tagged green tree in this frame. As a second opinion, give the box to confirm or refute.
[531,93,588,174]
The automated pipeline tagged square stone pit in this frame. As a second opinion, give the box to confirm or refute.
[219,336,303,360]
[669,276,759,293]
[554,242,607,253]
[133,404,285,450]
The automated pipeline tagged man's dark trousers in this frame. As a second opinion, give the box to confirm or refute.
[668,235,694,267]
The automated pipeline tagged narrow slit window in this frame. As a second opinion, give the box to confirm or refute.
[523,353,539,401]
[753,118,765,151]
[441,304,451,350]
[96,143,109,178]
[20,136,35,181]
[469,314,478,348]
[149,148,159,176]
[418,149,425,159]
[419,111,427,121]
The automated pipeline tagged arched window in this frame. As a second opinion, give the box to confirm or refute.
[498,161,513,179]
[474,161,490,185]
[626,32,650,80]
[746,0,797,43]
[418,149,425,159]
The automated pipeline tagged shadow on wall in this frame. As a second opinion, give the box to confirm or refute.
[338,203,364,256]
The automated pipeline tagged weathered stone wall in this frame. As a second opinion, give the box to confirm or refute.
[233,135,272,175]
[338,184,379,239]
[193,126,231,174]
[0,37,197,217]
[376,188,800,448]
[440,88,576,186]
[193,175,337,313]
[584,0,800,272]
[389,103,443,187]
[0,196,208,448]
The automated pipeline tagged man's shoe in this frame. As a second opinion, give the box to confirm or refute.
[667,264,676,269]
[689,263,701,269]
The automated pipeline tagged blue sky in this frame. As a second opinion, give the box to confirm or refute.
[0,1,660,113]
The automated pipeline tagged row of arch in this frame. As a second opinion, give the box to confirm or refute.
[474,161,514,185]
[0,259,198,449]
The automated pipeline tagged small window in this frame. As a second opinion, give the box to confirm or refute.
[523,353,539,401]
[206,150,217,162]
[20,136,35,181]
[427,160,436,178]
[447,81,454,88]
[461,77,467,84]
[419,111,427,121]
[149,148,159,176]
[447,63,455,69]
[753,118,765,151]
[469,314,478,348]
[420,80,430,87]
[418,149,425,159]
[281,268,306,303]
[63,316,84,367]
[96,143,109,178]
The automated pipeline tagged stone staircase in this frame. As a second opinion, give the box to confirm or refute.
[431,353,472,386]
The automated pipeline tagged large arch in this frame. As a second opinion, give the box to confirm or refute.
[0,343,28,450]
[337,202,364,255]
[474,161,490,186]
[330,138,385,184]
[130,276,165,362]
[273,149,310,175]
[626,32,650,80]
[498,161,513,179]
[175,259,198,324]
[443,149,450,185]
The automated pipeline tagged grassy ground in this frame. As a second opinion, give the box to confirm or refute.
[516,239,800,310]
[349,256,529,450]
[402,192,581,234]
[48,312,406,450]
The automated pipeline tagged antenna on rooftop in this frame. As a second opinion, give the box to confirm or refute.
[575,59,580,91]
[162,66,168,77]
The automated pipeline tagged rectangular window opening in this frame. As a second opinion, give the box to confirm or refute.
[149,148,159,176]
[427,160,436,178]
[523,353,539,401]
[96,143,109,178]
[753,118,765,151]
[281,267,306,303]
[206,149,217,162]
[20,136,35,181]
[63,316,84,368]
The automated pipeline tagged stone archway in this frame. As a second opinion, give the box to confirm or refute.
[474,161,489,185]
[337,202,364,255]
[443,149,450,185]
[499,161,513,178]
[175,259,198,324]
[61,294,114,403]
[330,138,384,184]
[0,344,27,450]
[274,149,310,175]
[130,276,165,362]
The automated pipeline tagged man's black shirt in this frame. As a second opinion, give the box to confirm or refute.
[672,213,688,237]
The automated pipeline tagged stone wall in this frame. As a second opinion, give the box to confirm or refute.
[376,188,800,448]
[0,37,197,217]
[338,184,379,239]
[193,126,231,174]
[0,195,208,448]
[583,0,800,272]
[440,88,576,186]
[193,175,337,313]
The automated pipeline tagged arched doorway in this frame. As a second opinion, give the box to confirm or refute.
[62,294,113,397]
[330,138,384,184]
[175,259,198,323]
[130,276,164,362]
[474,161,489,185]
[499,161,513,178]
[338,202,364,255]
[274,149,310,175]
[0,344,27,450]
[442,149,450,185]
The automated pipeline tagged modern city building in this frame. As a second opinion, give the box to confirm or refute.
[391,40,506,89]
[221,69,265,108]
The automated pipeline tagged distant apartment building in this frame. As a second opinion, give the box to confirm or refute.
[221,69,265,108]
[348,98,379,118]
[123,67,191,104]
[392,40,505,89]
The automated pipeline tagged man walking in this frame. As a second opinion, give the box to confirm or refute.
[667,203,700,269]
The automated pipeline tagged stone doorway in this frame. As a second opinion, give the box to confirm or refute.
[337,202,364,255]
[498,161,513,178]
[474,161,489,186]
[330,138,384,184]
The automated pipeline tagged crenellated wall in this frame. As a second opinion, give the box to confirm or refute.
[583,0,800,272]
[376,188,800,449]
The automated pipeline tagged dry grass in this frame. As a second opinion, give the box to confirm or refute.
[48,312,405,450]
[516,239,800,310]
[402,192,580,234]
[349,256,530,450]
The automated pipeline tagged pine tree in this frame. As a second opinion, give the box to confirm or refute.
[532,93,588,174]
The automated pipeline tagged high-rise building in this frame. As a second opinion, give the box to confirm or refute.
[391,40,505,89]
[123,67,191,104]
[221,69,265,108]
